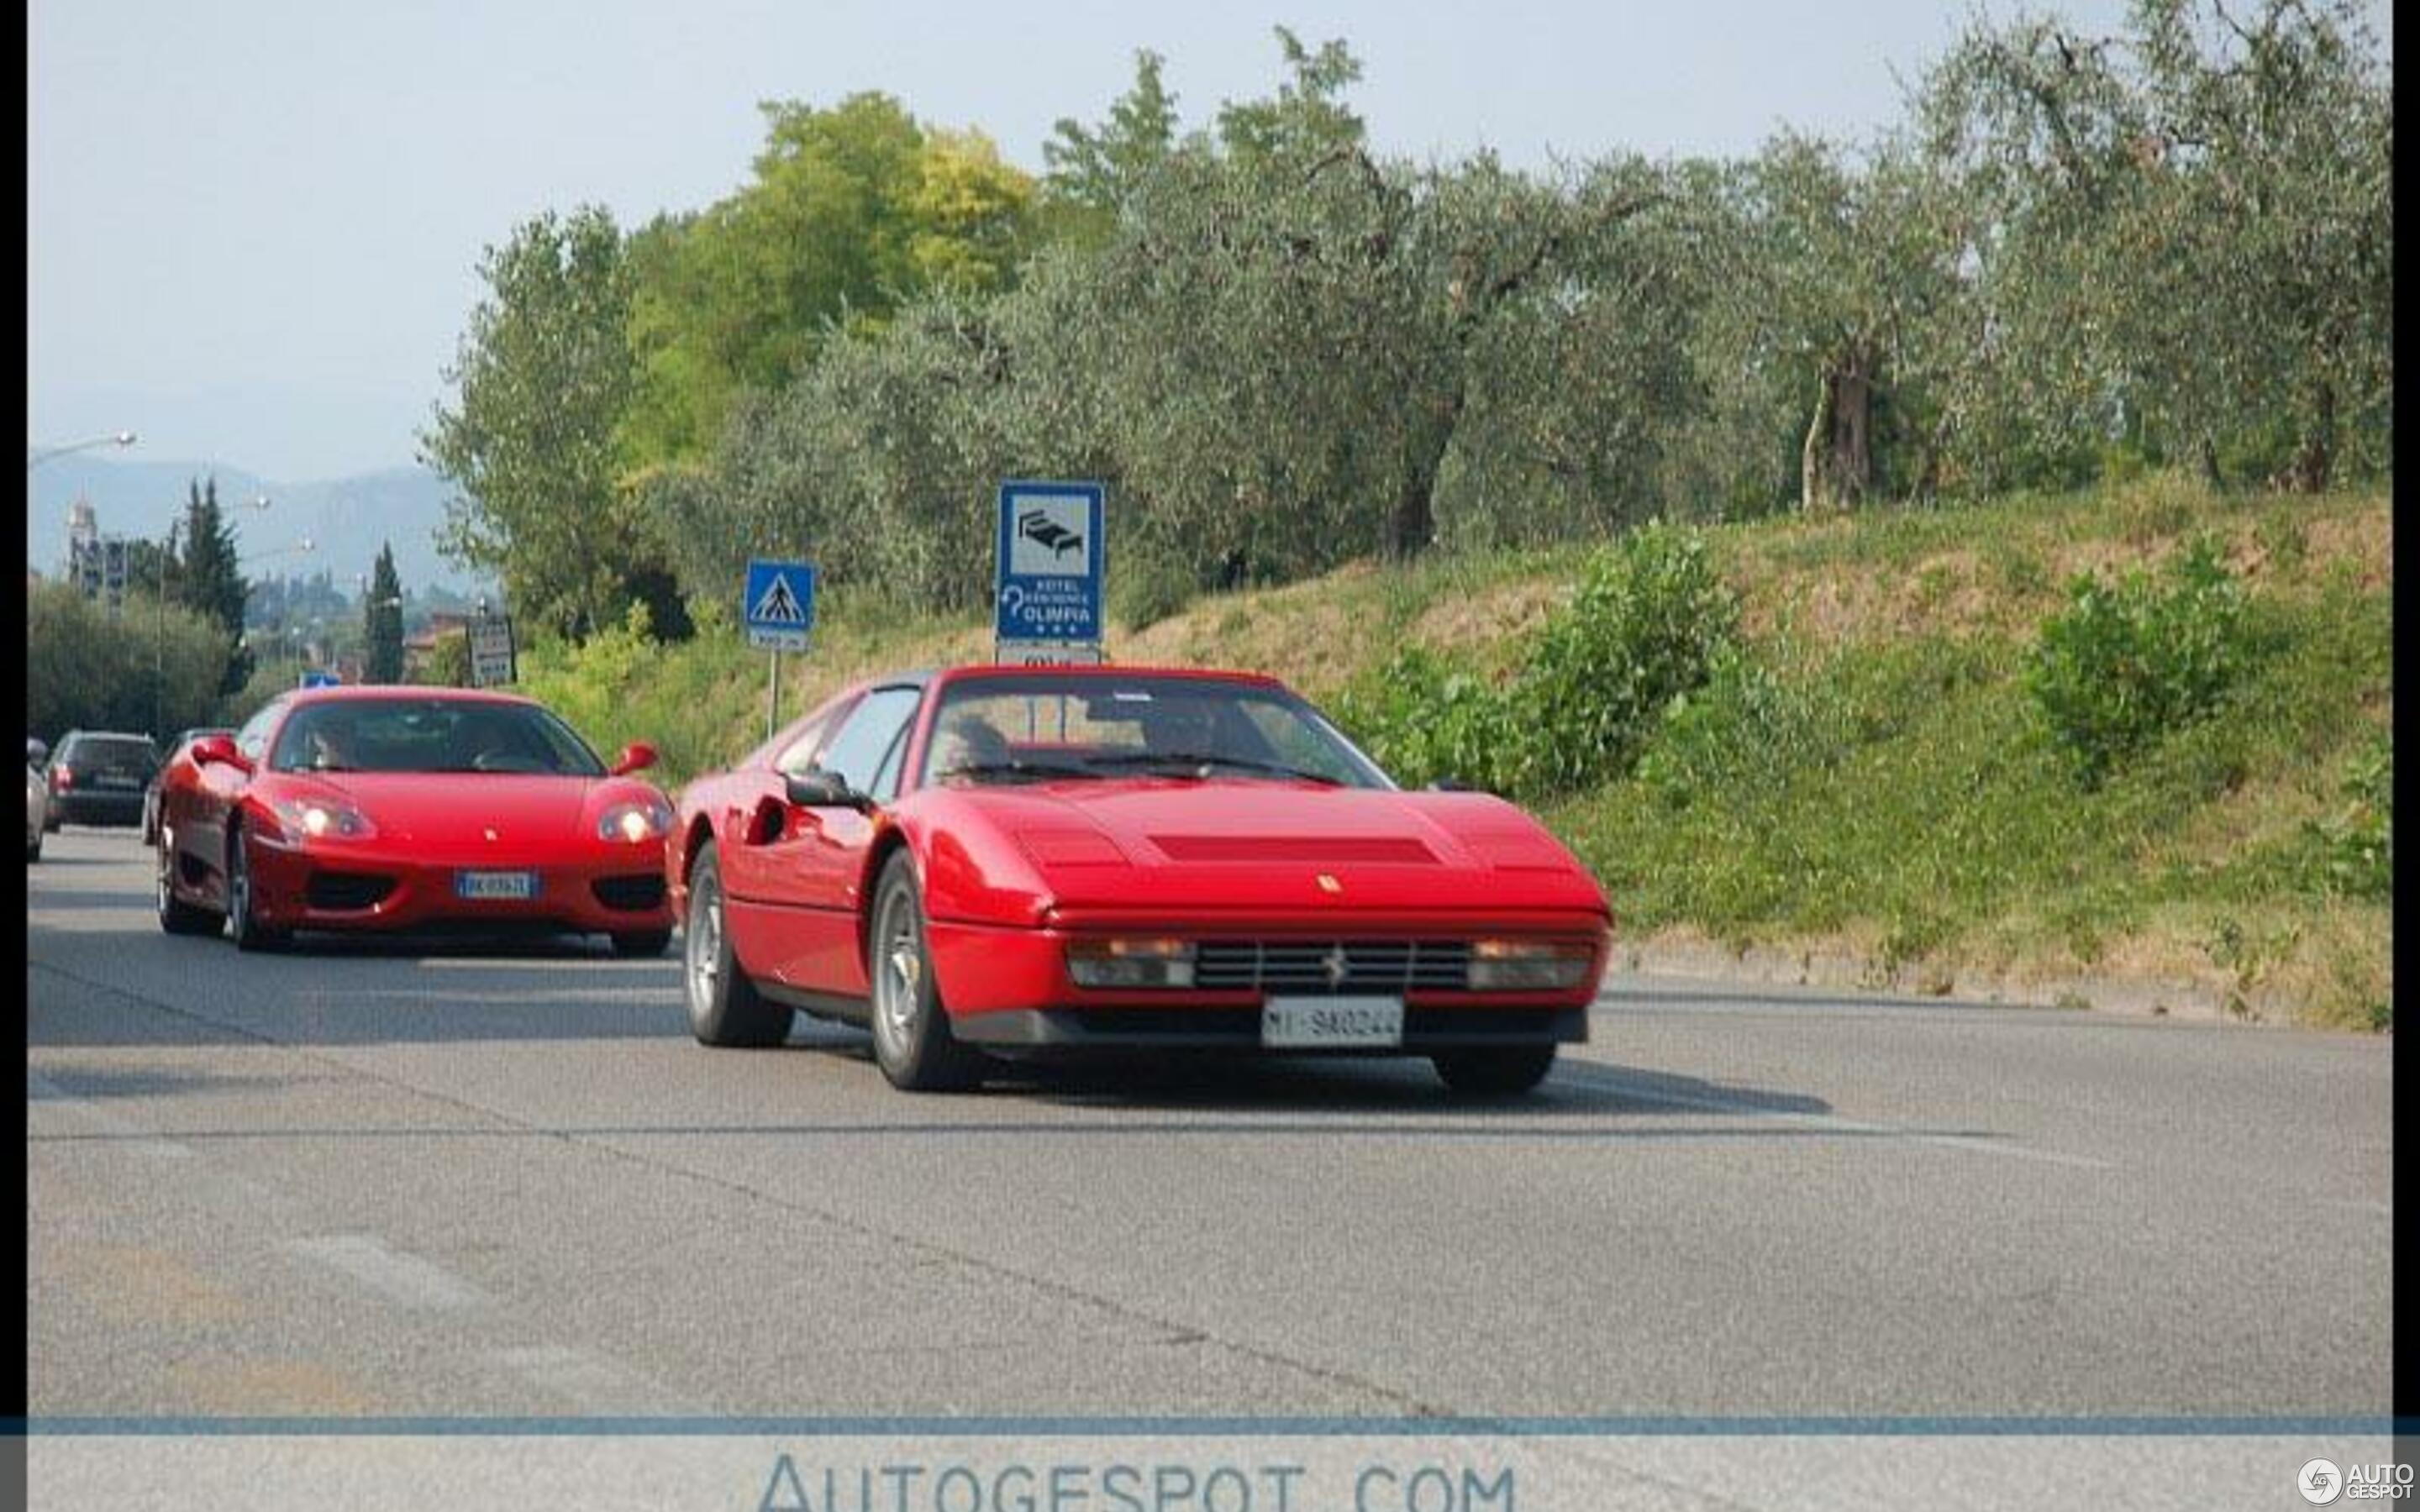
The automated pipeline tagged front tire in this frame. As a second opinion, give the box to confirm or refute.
[226,826,289,952]
[156,830,218,936]
[1431,1045,1557,1096]
[681,843,791,1047]
[866,851,983,1092]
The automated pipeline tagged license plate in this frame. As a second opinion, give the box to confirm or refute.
[93,774,139,789]
[455,869,539,900]
[1262,995,1404,1048]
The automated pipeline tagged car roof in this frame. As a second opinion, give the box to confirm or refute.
[923,664,1288,691]
[60,729,158,743]
[280,685,537,710]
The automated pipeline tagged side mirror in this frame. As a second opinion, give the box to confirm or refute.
[189,734,252,774]
[609,741,658,777]
[785,769,867,811]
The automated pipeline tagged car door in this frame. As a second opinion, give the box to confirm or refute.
[734,684,922,995]
[182,701,282,905]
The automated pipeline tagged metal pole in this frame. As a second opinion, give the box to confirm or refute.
[766,648,780,740]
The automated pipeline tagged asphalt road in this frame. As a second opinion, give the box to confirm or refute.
[24,827,2396,1420]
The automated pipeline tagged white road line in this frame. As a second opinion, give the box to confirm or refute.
[285,1234,490,1310]
[2323,1199,2393,1217]
[26,1071,195,1160]
[487,1345,701,1414]
[1570,1075,2118,1171]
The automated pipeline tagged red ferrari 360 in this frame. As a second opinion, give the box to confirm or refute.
[155,686,677,953]
[668,664,1612,1094]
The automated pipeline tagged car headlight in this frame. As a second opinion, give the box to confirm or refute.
[1065,937,1197,988]
[268,795,376,842]
[1467,938,1597,990]
[598,799,674,843]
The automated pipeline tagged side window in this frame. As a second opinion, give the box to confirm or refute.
[813,686,921,796]
[773,710,839,778]
[234,701,285,763]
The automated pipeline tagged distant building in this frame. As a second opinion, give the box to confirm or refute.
[402,610,471,681]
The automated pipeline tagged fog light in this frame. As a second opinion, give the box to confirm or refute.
[1467,938,1596,990]
[1066,937,1197,988]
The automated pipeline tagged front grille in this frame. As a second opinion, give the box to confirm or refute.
[307,871,395,910]
[1192,939,1473,994]
[592,874,667,912]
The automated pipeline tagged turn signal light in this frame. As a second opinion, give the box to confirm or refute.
[1065,937,1197,988]
[1467,937,1597,990]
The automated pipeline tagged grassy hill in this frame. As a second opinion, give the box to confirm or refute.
[522,473,2391,1029]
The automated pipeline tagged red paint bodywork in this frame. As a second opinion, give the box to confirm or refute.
[669,665,1612,1031]
[156,687,676,940]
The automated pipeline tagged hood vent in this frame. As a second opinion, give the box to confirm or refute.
[1150,835,1438,864]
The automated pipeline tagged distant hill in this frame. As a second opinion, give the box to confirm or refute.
[24,456,487,596]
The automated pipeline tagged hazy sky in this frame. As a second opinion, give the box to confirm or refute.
[29,0,2380,482]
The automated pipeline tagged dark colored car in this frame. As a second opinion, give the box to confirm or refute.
[44,731,162,830]
[144,727,232,845]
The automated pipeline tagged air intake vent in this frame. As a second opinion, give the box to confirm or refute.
[592,874,667,912]
[1193,939,1473,994]
[306,871,395,911]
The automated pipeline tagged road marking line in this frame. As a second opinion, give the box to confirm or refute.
[2324,1199,2393,1217]
[487,1345,701,1413]
[26,1072,195,1160]
[1563,1072,2116,1171]
[285,1235,488,1310]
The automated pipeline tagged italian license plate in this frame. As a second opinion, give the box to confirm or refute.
[1262,995,1405,1048]
[455,869,539,901]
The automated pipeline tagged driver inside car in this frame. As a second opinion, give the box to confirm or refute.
[928,711,1011,779]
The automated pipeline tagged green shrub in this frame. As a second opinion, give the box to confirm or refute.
[1503,522,1738,799]
[1334,646,1516,794]
[2026,534,2249,788]
[2320,733,2392,900]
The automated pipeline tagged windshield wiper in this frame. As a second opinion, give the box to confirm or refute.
[1084,751,1342,785]
[938,758,1103,784]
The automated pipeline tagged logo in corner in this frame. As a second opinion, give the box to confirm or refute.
[2300,1459,2343,1505]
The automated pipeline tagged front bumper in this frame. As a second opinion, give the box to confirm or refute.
[241,834,673,936]
[924,913,1607,1051]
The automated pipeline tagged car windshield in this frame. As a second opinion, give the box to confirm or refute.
[268,700,605,776]
[919,675,1392,790]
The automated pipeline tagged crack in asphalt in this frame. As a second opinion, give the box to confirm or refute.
[28,955,1447,1417]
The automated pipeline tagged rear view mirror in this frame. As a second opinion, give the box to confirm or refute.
[188,734,252,774]
[785,769,868,811]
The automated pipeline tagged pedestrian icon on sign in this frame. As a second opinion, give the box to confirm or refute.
[752,574,806,625]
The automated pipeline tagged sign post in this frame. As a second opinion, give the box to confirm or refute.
[994,480,1105,664]
[743,559,817,738]
[467,610,517,688]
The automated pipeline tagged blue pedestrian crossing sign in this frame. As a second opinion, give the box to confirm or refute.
[995,480,1103,649]
[743,560,816,652]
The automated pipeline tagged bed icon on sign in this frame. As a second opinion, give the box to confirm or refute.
[1018,509,1084,559]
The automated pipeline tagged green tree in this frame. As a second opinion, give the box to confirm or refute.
[364,541,405,683]
[421,205,664,640]
[27,581,230,741]
[173,477,253,693]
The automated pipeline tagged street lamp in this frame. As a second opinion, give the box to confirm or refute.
[27,431,137,470]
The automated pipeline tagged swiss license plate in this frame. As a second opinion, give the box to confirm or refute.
[1262,995,1405,1049]
[455,869,539,900]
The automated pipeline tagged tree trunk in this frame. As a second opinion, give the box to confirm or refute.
[2288,377,2336,494]
[2199,435,2224,490]
[1800,349,1874,513]
[1386,387,1465,561]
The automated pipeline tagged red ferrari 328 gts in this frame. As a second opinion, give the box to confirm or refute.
[155,686,676,953]
[669,664,1612,1095]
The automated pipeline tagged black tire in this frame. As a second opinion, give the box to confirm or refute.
[226,825,289,953]
[1431,1045,1558,1096]
[681,843,791,1047]
[611,928,672,958]
[155,830,218,936]
[865,851,984,1092]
